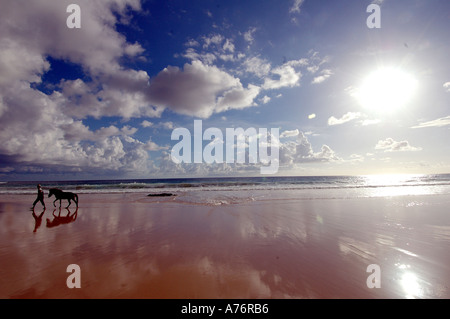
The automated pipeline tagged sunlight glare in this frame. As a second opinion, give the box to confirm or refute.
[362,174,432,197]
[401,271,421,299]
[356,67,418,114]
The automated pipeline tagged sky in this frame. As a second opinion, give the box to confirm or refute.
[0,0,449,180]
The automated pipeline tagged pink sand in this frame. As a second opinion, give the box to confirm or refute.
[0,192,449,298]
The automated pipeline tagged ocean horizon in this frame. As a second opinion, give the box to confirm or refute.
[2,174,450,204]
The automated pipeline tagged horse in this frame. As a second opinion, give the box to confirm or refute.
[48,188,79,208]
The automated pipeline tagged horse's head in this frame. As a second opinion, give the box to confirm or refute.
[48,188,55,198]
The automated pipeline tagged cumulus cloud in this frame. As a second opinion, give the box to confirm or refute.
[157,129,339,176]
[443,82,450,92]
[260,96,271,104]
[243,56,272,78]
[0,0,142,77]
[262,64,301,90]
[375,138,422,152]
[279,132,340,166]
[146,61,259,118]
[141,120,154,128]
[181,33,243,64]
[259,53,328,90]
[144,139,169,152]
[0,0,155,177]
[411,116,450,129]
[0,0,337,178]
[328,112,362,126]
[202,34,225,49]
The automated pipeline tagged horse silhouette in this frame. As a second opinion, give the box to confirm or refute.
[48,188,78,208]
[46,207,78,228]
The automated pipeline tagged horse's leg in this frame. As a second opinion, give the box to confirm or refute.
[53,198,57,207]
[66,199,71,208]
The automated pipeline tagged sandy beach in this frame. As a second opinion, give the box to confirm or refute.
[0,191,449,299]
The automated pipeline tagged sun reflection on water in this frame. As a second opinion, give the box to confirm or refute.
[362,174,433,197]
[401,272,421,299]
[395,263,423,299]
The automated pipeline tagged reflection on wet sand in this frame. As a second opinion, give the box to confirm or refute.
[46,208,78,229]
[32,207,46,233]
[0,193,449,298]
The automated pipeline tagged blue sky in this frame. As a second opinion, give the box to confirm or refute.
[0,0,449,180]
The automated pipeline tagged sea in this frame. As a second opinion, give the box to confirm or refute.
[1,174,450,205]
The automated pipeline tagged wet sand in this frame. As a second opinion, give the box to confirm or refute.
[0,192,449,298]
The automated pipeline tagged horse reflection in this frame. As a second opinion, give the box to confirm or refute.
[46,207,78,228]
[31,207,46,232]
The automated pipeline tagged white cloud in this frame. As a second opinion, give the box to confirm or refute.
[411,116,450,129]
[124,42,145,56]
[286,58,309,68]
[243,56,272,78]
[289,0,305,14]
[160,122,174,130]
[312,69,333,84]
[260,95,271,104]
[182,34,243,64]
[375,138,422,152]
[144,139,168,152]
[147,60,260,118]
[216,84,261,112]
[443,82,450,92]
[180,47,217,65]
[0,1,339,178]
[308,113,316,119]
[202,34,225,49]
[185,39,200,47]
[349,154,364,163]
[279,131,340,166]
[262,64,301,90]
[243,27,257,44]
[328,112,362,126]
[0,0,142,76]
[0,0,157,177]
[158,129,340,176]
[223,39,235,53]
[280,129,300,138]
[141,120,154,128]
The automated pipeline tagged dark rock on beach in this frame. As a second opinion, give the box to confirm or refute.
[147,193,176,197]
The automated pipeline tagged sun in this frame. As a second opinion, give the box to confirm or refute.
[355,67,418,114]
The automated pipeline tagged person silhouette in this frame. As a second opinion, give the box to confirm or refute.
[32,207,46,232]
[32,184,46,209]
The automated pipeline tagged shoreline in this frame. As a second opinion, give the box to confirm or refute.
[0,192,449,298]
